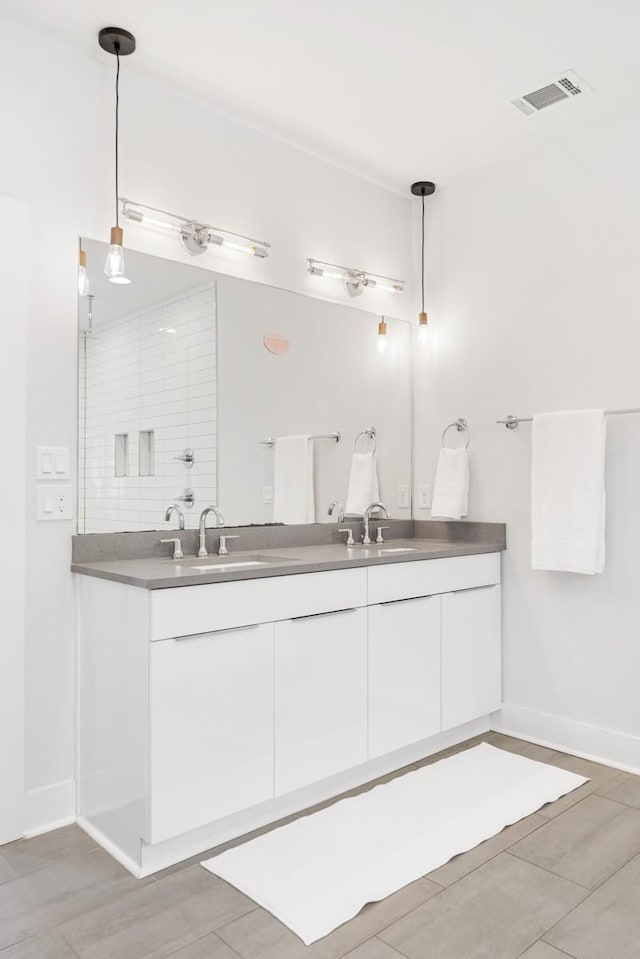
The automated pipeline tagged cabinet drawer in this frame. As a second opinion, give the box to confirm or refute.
[150,567,367,640]
[367,552,500,605]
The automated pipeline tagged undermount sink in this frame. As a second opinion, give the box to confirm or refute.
[185,554,285,572]
[376,547,420,553]
[364,543,421,553]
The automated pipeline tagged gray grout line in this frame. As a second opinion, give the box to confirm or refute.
[522,849,640,952]
[538,942,581,959]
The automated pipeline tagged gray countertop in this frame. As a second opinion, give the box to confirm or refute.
[71,538,504,590]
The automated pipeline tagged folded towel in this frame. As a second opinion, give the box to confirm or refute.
[345,452,380,516]
[273,435,315,525]
[532,410,606,574]
[431,447,469,519]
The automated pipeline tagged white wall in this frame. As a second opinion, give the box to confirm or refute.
[0,198,27,841]
[415,108,640,771]
[0,16,413,832]
[217,275,412,526]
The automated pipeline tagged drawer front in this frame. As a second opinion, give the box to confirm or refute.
[150,567,368,640]
[367,552,500,605]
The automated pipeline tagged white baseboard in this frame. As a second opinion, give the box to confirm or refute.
[77,816,143,878]
[23,779,76,837]
[493,703,640,776]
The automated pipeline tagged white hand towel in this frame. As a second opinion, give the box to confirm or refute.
[431,447,469,519]
[273,435,315,525]
[345,452,380,516]
[532,410,606,574]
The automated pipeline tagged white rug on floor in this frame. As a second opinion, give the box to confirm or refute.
[201,743,587,944]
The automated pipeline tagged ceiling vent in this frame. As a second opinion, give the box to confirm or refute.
[510,70,591,116]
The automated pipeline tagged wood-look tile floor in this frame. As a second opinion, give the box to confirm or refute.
[2,733,639,959]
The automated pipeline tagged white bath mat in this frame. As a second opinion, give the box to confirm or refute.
[201,743,587,944]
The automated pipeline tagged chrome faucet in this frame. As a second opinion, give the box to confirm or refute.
[164,504,185,530]
[328,500,345,523]
[362,502,389,545]
[198,505,225,558]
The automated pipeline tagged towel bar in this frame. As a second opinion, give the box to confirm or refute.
[497,408,640,430]
[259,431,341,447]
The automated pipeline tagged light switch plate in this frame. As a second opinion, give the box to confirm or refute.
[397,484,410,509]
[37,447,69,479]
[418,484,433,509]
[261,486,274,504]
[37,484,73,521]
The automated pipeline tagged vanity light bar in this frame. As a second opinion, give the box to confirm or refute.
[307,258,405,294]
[120,198,271,259]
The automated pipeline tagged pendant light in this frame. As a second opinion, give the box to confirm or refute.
[377,317,388,353]
[410,181,436,343]
[78,247,90,296]
[99,27,136,284]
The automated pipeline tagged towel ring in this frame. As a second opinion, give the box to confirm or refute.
[354,427,377,454]
[442,418,471,450]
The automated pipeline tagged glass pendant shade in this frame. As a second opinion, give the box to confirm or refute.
[104,225,130,284]
[78,249,90,296]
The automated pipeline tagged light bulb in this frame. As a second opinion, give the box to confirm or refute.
[377,318,388,353]
[418,312,428,344]
[104,226,131,284]
[78,249,90,296]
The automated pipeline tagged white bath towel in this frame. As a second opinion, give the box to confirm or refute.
[532,410,606,574]
[273,435,315,525]
[431,447,469,519]
[345,451,380,516]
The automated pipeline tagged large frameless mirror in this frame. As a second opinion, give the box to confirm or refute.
[77,240,412,532]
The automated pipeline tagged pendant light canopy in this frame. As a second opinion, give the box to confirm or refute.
[99,27,136,285]
[410,181,436,343]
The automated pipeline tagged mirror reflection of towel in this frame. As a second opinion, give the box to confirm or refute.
[431,448,469,519]
[345,452,380,516]
[273,435,315,525]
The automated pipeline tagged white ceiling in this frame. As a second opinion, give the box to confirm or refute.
[5,0,640,192]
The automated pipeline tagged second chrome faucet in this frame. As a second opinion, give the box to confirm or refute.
[198,505,225,558]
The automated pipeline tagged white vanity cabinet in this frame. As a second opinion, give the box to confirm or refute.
[441,585,501,729]
[368,596,441,758]
[76,550,502,876]
[274,607,368,795]
[149,622,275,843]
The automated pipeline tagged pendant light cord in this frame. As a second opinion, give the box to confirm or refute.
[115,45,120,227]
[421,193,425,313]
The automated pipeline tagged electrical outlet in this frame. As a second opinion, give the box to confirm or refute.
[261,485,274,504]
[397,484,410,509]
[37,484,73,521]
[418,484,433,509]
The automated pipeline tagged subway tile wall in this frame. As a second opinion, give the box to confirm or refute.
[78,283,217,533]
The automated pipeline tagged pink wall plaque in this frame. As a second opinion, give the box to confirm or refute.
[263,333,290,355]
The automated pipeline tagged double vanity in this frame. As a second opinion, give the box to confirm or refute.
[73,521,505,877]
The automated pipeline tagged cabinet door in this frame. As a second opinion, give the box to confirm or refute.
[274,607,367,795]
[442,585,501,729]
[368,596,441,759]
[150,622,274,843]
